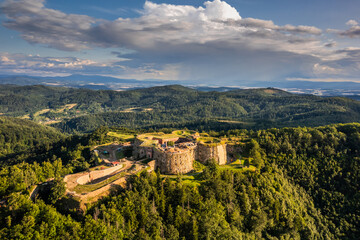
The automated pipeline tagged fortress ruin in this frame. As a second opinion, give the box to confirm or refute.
[133,131,229,174]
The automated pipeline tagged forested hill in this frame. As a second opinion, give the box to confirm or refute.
[0,117,64,157]
[0,123,359,239]
[1,84,360,133]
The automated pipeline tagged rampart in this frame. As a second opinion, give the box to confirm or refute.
[76,164,123,185]
[196,143,227,165]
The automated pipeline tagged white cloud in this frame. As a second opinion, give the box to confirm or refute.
[203,0,241,20]
[142,0,241,22]
[346,19,359,26]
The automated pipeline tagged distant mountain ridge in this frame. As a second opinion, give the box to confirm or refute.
[0,84,360,133]
[1,74,360,97]
[0,74,176,90]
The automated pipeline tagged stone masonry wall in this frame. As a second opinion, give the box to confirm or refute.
[196,143,227,165]
[226,144,243,154]
[226,144,243,161]
[76,164,123,185]
[154,148,195,174]
[132,138,145,159]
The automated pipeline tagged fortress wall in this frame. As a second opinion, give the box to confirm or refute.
[133,139,154,159]
[147,160,156,172]
[226,144,243,160]
[154,148,195,174]
[132,138,145,159]
[196,143,227,165]
[76,164,123,185]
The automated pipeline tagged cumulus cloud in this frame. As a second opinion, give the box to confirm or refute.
[203,0,241,20]
[142,0,241,22]
[346,19,359,26]
[1,0,358,82]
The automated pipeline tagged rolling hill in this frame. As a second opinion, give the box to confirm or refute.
[0,84,360,133]
[0,117,64,157]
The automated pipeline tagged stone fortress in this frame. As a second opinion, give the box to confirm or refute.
[133,130,231,174]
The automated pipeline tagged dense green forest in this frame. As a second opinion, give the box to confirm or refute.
[0,118,359,239]
[1,84,360,133]
[0,117,64,157]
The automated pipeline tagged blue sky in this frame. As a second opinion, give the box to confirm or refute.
[0,0,360,85]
